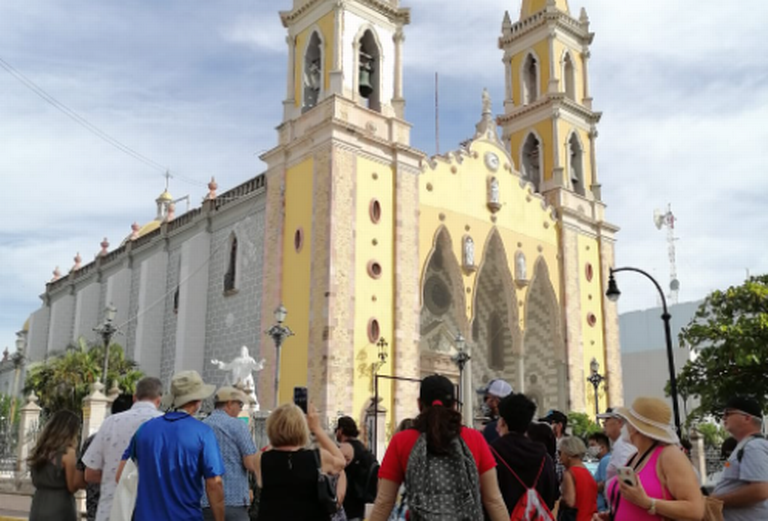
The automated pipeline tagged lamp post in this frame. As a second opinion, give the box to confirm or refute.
[606,267,682,438]
[586,357,605,422]
[451,333,471,413]
[8,333,26,424]
[265,304,294,409]
[93,304,118,386]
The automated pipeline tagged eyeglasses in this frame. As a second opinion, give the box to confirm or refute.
[236,401,244,410]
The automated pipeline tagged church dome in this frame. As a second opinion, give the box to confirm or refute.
[157,190,173,202]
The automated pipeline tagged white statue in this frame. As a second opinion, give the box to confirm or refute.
[516,251,527,281]
[211,346,266,411]
[463,236,475,268]
[489,177,500,205]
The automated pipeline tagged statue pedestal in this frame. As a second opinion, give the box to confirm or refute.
[81,382,110,440]
[16,392,42,476]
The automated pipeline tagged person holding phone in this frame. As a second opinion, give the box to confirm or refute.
[254,399,346,520]
[594,397,704,521]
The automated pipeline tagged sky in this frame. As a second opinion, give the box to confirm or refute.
[1,0,767,352]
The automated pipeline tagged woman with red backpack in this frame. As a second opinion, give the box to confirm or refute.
[367,374,509,521]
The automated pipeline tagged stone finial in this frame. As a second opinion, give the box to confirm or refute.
[206,176,218,200]
[2,347,8,361]
[52,266,61,281]
[166,203,176,222]
[72,252,82,272]
[502,10,512,34]
[130,222,141,241]
[473,89,502,145]
[26,390,39,405]
[580,7,589,23]
[100,238,110,256]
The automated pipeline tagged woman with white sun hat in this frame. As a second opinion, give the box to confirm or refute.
[593,397,704,521]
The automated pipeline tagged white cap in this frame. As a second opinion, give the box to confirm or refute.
[482,379,513,398]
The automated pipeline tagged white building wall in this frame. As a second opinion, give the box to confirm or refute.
[133,250,168,376]
[174,231,211,375]
[47,294,75,354]
[73,282,101,343]
[27,307,50,362]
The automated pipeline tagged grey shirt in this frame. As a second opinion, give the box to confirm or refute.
[713,436,768,521]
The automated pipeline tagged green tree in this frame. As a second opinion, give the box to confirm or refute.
[568,412,603,440]
[0,393,21,426]
[696,422,726,449]
[674,274,768,421]
[23,337,143,415]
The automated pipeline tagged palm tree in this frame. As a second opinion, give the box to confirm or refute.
[23,337,143,415]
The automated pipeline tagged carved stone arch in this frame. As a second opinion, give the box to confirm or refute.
[560,49,577,101]
[353,24,384,112]
[520,50,541,105]
[520,130,544,192]
[522,257,567,411]
[470,228,522,391]
[565,129,586,196]
[419,227,468,377]
[301,27,325,112]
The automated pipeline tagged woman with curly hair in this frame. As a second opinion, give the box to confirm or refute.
[27,410,87,521]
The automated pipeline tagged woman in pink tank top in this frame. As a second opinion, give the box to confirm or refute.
[592,397,704,521]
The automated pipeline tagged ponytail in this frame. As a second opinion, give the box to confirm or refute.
[414,400,462,455]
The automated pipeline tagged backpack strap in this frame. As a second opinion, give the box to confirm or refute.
[490,445,539,489]
[737,434,764,463]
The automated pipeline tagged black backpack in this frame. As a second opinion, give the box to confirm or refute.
[349,440,380,503]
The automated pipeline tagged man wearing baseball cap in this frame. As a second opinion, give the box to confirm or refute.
[479,379,513,444]
[713,396,768,521]
[117,371,225,521]
[538,409,568,483]
[597,407,637,482]
[202,387,258,521]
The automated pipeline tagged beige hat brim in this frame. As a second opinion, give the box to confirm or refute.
[616,406,679,445]
[173,383,217,408]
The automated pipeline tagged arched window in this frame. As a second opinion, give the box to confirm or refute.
[563,52,576,101]
[358,29,381,112]
[521,133,542,192]
[488,312,505,371]
[522,53,538,105]
[303,32,323,112]
[568,133,585,196]
[224,234,238,293]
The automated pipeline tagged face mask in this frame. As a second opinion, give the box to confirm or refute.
[587,446,601,458]
[620,424,633,443]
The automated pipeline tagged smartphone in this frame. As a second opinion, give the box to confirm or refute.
[293,386,308,414]
[618,466,638,487]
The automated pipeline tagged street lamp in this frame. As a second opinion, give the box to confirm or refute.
[265,304,294,409]
[93,304,119,386]
[8,333,27,424]
[587,357,605,422]
[452,333,471,413]
[607,268,682,439]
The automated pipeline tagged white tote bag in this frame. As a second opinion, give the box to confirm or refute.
[109,459,138,521]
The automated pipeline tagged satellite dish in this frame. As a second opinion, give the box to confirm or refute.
[670,279,680,291]
[653,209,665,230]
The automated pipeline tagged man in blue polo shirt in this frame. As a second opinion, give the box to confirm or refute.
[118,371,225,521]
[202,387,257,521]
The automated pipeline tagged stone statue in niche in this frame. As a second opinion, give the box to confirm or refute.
[304,59,321,108]
[463,235,475,269]
[211,346,265,411]
[515,251,528,285]
[488,177,501,211]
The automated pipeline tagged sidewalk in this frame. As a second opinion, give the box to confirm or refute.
[0,492,30,520]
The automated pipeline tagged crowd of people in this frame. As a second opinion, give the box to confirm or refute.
[24,370,768,521]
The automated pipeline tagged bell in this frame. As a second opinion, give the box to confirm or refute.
[359,53,374,98]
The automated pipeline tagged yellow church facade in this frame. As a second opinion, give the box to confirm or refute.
[257,0,623,436]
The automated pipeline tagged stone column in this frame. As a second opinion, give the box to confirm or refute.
[392,28,406,119]
[581,49,593,109]
[16,391,42,475]
[329,6,344,95]
[589,127,601,200]
[547,31,559,94]
[81,382,110,440]
[461,357,473,427]
[689,427,707,484]
[599,234,623,406]
[284,35,296,121]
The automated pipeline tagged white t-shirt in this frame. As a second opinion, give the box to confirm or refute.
[713,436,768,521]
[606,437,637,483]
[82,401,162,521]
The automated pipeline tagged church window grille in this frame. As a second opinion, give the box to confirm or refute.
[303,32,323,113]
[521,134,542,192]
[224,235,238,293]
[568,133,585,196]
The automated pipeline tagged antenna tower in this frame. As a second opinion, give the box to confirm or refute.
[653,203,680,305]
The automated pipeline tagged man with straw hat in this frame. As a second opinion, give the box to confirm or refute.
[712,396,768,521]
[117,370,226,521]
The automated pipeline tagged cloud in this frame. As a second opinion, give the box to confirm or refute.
[0,0,766,350]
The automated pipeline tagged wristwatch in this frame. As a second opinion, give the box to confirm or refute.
[647,498,657,515]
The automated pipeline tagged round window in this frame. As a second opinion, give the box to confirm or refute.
[368,319,381,343]
[369,199,382,224]
[367,261,382,279]
[587,312,597,327]
[585,263,594,282]
[424,275,452,316]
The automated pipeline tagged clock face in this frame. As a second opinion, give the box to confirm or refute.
[485,152,500,171]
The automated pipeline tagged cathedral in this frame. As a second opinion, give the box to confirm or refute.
[21,0,623,439]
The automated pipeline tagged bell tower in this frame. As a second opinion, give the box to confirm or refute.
[496,0,624,411]
[280,0,409,122]
[261,0,423,428]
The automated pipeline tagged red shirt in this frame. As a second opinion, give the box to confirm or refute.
[378,427,496,484]
[570,466,598,521]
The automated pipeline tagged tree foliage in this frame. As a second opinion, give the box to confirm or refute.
[674,274,768,421]
[568,412,603,440]
[696,422,727,449]
[0,394,21,426]
[23,337,143,415]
